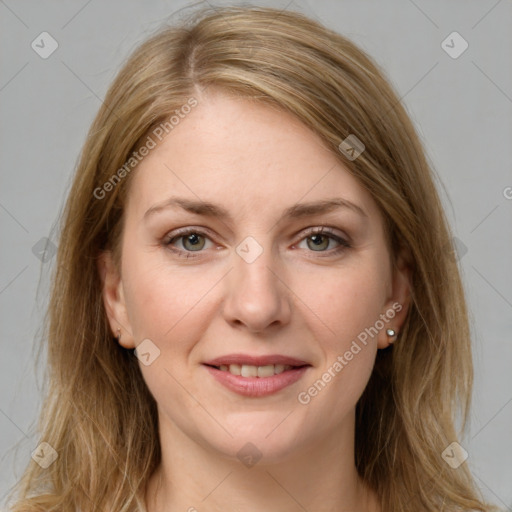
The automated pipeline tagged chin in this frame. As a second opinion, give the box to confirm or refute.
[202,411,311,465]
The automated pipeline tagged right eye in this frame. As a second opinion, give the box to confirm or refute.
[165,229,215,256]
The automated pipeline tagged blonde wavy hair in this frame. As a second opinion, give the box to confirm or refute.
[6,5,496,511]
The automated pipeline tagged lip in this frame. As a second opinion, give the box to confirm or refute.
[202,353,311,398]
[203,354,310,367]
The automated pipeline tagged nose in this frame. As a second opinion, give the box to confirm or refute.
[222,243,292,333]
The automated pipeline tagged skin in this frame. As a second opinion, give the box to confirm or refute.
[99,88,411,512]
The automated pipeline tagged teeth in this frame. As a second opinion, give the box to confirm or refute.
[241,365,258,377]
[257,365,274,378]
[229,363,241,375]
[217,364,294,377]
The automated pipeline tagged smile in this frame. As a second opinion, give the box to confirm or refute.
[202,354,311,397]
[213,363,293,377]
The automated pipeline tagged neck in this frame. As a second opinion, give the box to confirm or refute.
[145,409,380,512]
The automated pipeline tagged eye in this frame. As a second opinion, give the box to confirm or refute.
[165,229,214,254]
[296,227,351,254]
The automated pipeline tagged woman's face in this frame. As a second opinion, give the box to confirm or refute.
[101,89,410,463]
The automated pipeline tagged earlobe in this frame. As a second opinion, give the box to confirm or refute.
[377,254,412,349]
[97,251,135,349]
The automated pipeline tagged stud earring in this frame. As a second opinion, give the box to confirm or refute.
[386,328,398,343]
[116,328,121,341]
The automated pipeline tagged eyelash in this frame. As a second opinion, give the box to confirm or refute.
[163,227,351,259]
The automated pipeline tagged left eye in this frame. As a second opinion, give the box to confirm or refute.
[296,231,348,252]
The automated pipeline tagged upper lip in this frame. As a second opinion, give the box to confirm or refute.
[203,354,310,367]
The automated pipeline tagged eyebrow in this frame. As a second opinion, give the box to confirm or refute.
[143,197,367,222]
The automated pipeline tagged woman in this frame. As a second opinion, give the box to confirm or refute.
[7,5,497,511]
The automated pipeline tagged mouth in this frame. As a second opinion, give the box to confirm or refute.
[206,363,304,377]
[202,354,311,397]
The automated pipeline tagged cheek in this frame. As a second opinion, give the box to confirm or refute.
[291,256,389,411]
[298,258,389,351]
[120,249,220,406]
[120,243,226,356]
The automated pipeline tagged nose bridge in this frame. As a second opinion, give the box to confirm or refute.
[234,248,278,296]
[223,235,290,331]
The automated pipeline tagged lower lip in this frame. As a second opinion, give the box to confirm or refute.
[204,365,309,397]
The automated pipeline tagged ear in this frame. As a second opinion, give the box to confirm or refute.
[97,250,135,349]
[377,251,412,349]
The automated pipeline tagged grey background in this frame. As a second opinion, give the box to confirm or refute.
[1,0,511,509]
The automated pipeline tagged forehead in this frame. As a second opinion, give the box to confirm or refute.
[125,91,381,224]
